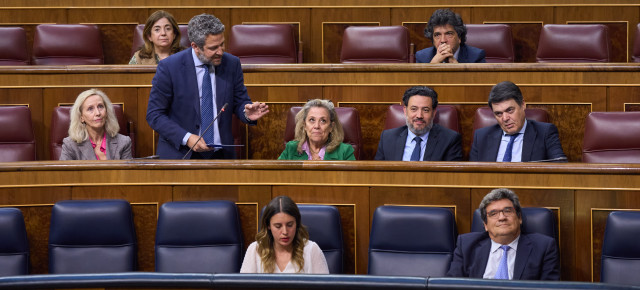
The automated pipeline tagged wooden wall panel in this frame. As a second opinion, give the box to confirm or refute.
[311,8,390,63]
[172,185,272,254]
[471,7,554,24]
[609,86,640,112]
[248,102,304,160]
[230,9,311,64]
[70,186,171,272]
[97,24,137,65]
[0,89,44,159]
[136,87,153,158]
[472,188,576,280]
[370,187,472,234]
[575,190,640,282]
[0,8,66,24]
[557,6,639,62]
[273,186,369,274]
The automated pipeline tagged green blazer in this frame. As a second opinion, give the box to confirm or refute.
[278,141,356,160]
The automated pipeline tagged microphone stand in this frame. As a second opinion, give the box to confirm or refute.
[182,103,228,160]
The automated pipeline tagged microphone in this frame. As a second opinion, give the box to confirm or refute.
[529,156,568,163]
[182,103,228,159]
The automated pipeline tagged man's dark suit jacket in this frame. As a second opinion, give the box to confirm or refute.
[146,49,255,159]
[469,120,567,162]
[374,124,463,161]
[446,231,560,280]
[416,44,486,63]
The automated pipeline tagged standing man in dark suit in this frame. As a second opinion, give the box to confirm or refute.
[147,13,269,159]
[374,86,462,161]
[470,81,567,162]
[447,188,560,280]
[416,9,486,64]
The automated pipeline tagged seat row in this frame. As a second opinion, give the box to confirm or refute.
[285,106,640,163]
[1,105,639,163]
[2,200,639,286]
[1,23,639,65]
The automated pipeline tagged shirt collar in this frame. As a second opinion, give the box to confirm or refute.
[502,119,528,137]
[490,234,520,253]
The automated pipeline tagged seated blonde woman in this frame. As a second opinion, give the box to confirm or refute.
[278,99,355,160]
[60,89,132,160]
[240,196,329,274]
[129,10,184,64]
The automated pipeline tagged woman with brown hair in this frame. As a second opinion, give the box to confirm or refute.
[129,10,184,64]
[240,196,329,274]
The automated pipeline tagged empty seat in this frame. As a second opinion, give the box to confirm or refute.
[536,24,611,63]
[340,26,413,63]
[227,24,301,64]
[50,104,135,160]
[0,208,29,276]
[384,104,461,133]
[582,112,640,163]
[32,24,104,65]
[633,24,640,62]
[0,27,29,65]
[601,211,640,286]
[298,204,344,274]
[471,207,558,243]
[472,107,549,138]
[48,199,137,274]
[0,106,36,161]
[155,200,243,273]
[284,106,363,160]
[131,24,190,57]
[465,24,515,63]
[368,206,457,277]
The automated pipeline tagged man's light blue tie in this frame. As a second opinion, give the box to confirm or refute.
[199,64,215,158]
[502,134,518,162]
[410,136,422,161]
[494,245,510,279]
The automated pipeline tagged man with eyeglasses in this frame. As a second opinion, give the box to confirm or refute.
[447,188,560,280]
[374,86,462,161]
[416,9,486,63]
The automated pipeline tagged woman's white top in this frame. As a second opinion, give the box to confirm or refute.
[240,240,330,274]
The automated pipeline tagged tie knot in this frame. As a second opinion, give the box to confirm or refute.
[508,134,518,140]
[500,245,510,252]
[202,64,211,73]
[414,136,422,144]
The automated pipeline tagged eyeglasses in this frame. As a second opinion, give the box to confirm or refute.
[487,207,515,219]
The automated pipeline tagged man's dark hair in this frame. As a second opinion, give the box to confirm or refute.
[424,8,467,44]
[402,86,438,110]
[479,188,522,224]
[488,81,524,109]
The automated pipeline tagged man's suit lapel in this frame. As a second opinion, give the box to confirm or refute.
[422,125,439,161]
[513,234,532,280]
[521,121,536,162]
[184,49,200,123]
[472,237,492,278]
[486,126,503,161]
[457,45,468,63]
[393,127,409,161]
[214,56,227,115]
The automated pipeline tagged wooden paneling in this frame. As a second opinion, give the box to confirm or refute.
[321,23,380,63]
[312,8,390,63]
[370,187,472,233]
[575,190,640,282]
[609,86,640,112]
[0,161,639,279]
[248,102,304,160]
[231,9,311,64]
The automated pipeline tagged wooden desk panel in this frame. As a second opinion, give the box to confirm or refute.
[0,160,639,279]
